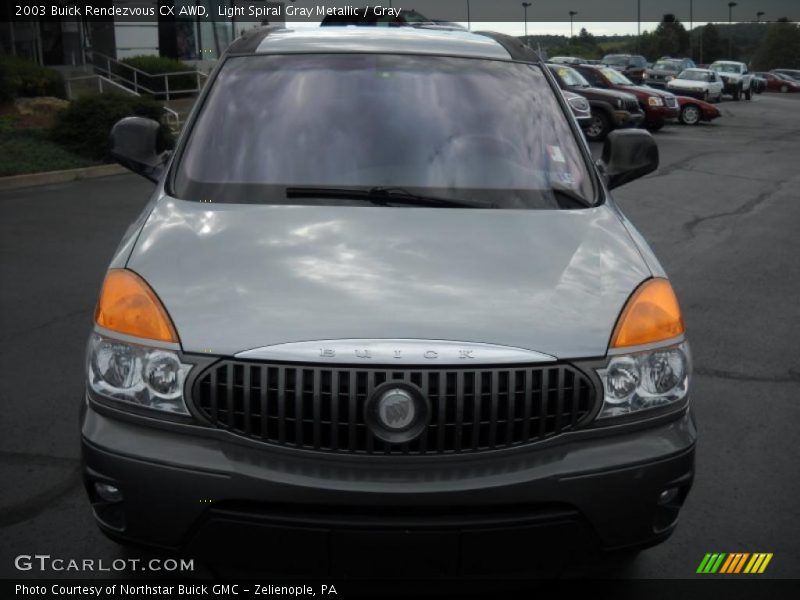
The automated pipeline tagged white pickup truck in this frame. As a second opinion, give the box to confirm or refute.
[709,60,755,100]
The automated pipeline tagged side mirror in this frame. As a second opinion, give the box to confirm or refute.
[109,116,169,183]
[598,129,659,190]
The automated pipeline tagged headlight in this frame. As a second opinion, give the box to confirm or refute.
[665,75,674,82]
[597,341,691,418]
[647,96,664,106]
[643,73,649,79]
[568,95,589,112]
[615,98,623,108]
[87,333,192,414]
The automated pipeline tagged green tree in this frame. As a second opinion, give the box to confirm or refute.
[752,18,800,70]
[652,14,690,58]
[699,23,723,64]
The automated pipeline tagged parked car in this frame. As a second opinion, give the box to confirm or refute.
[675,95,721,125]
[755,72,800,93]
[574,64,679,131]
[601,53,648,84]
[549,56,586,65]
[666,68,724,102]
[644,58,696,88]
[770,68,800,81]
[548,63,644,141]
[750,73,767,94]
[85,26,695,574]
[562,89,592,129]
[709,60,755,100]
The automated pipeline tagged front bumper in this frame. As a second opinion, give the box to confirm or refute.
[81,397,696,574]
[644,105,680,123]
[667,88,709,99]
[612,110,645,128]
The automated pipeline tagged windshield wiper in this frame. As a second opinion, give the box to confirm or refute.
[549,185,592,209]
[285,186,493,209]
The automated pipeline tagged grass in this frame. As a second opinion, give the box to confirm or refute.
[0,127,100,177]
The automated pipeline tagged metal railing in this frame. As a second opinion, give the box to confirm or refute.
[64,74,185,132]
[64,74,141,99]
[85,50,208,100]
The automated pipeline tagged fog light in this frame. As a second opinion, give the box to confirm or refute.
[95,482,123,503]
[658,487,679,505]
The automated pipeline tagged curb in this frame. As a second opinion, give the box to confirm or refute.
[0,163,128,192]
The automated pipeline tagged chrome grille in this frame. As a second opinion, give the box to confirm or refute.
[192,361,597,455]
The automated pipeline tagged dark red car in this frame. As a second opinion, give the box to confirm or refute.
[675,96,721,125]
[753,72,800,93]
[575,64,680,130]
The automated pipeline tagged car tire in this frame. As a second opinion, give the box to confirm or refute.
[679,104,701,125]
[733,86,741,101]
[781,84,789,93]
[744,87,752,100]
[585,109,611,142]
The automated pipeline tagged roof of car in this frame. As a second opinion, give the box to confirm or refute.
[226,26,536,61]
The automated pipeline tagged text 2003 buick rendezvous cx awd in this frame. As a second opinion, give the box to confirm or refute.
[82,26,695,576]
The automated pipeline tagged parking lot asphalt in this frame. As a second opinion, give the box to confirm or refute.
[1,93,799,581]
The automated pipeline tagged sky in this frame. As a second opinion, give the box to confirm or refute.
[452,22,661,37]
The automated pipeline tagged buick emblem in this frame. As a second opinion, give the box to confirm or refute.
[377,388,415,430]
[365,382,429,443]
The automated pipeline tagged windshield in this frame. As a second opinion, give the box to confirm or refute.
[553,65,590,87]
[172,54,594,209]
[652,61,680,71]
[600,67,634,85]
[711,63,741,74]
[602,55,628,66]
[678,69,712,81]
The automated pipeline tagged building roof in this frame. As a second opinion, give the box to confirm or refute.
[227,26,537,62]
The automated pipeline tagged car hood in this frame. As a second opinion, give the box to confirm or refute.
[635,86,676,98]
[127,197,651,359]
[577,86,638,103]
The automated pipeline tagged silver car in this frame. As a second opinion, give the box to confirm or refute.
[83,26,695,575]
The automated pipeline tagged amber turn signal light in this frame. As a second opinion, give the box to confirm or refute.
[610,278,684,348]
[95,269,178,343]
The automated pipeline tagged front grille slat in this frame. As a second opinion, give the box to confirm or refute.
[194,361,596,456]
[243,365,251,436]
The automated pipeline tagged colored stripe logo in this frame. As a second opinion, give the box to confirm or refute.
[697,553,773,574]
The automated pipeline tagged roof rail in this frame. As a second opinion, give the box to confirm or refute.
[473,31,541,63]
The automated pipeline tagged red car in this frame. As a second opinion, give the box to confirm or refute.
[675,96,721,125]
[574,64,680,130]
[753,72,800,93]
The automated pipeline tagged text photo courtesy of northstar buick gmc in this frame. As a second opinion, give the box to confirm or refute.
[82,26,694,577]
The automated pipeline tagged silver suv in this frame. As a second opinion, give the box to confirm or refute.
[82,26,695,576]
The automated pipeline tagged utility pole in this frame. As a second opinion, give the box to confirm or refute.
[756,11,764,23]
[569,11,577,39]
[689,0,693,60]
[637,0,641,53]
[728,2,737,57]
[522,2,532,43]
[466,0,471,30]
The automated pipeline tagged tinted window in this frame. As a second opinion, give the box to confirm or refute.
[172,54,595,209]
[678,70,713,81]
[577,67,604,87]
[602,55,626,66]
[653,61,680,71]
